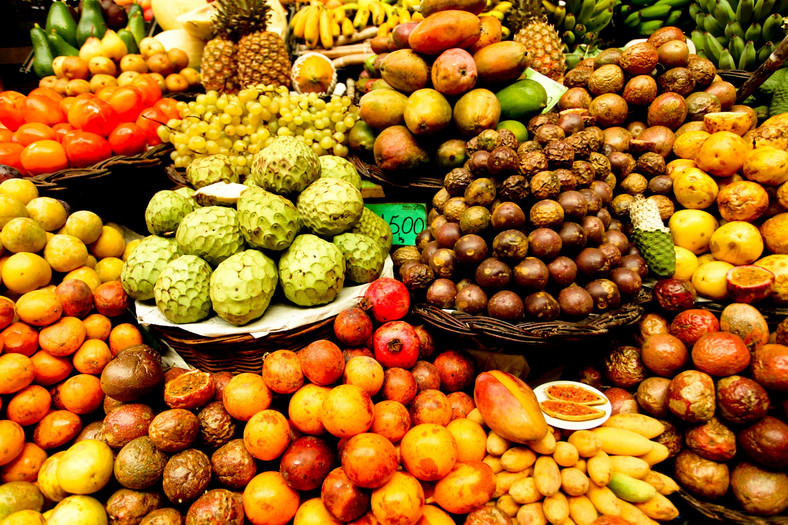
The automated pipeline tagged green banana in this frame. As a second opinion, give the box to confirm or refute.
[554,5,567,29]
[563,13,576,31]
[762,13,784,42]
[695,12,706,27]
[729,35,746,61]
[753,0,775,21]
[624,11,641,26]
[745,22,762,41]
[629,0,654,6]
[591,0,615,15]
[577,0,595,24]
[583,30,597,43]
[620,4,631,15]
[665,9,682,26]
[585,8,613,33]
[691,30,706,53]
[689,3,700,17]
[565,0,581,14]
[718,48,736,69]
[729,0,740,10]
[637,3,672,18]
[562,30,576,44]
[542,0,558,14]
[704,31,724,61]
[729,21,746,39]
[704,14,724,35]
[714,0,736,26]
[655,0,693,7]
[638,19,663,35]
[736,0,754,28]
[739,40,757,69]
[777,0,788,12]
[757,41,775,62]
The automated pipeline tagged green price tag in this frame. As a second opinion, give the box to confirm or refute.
[365,203,427,246]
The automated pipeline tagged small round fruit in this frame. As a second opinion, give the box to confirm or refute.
[668,209,718,254]
[692,261,735,301]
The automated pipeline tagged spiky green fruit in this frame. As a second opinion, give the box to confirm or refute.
[186,154,238,189]
[175,206,245,266]
[193,182,249,207]
[629,195,676,279]
[351,207,393,255]
[297,178,364,237]
[209,249,278,326]
[145,190,196,235]
[237,186,301,251]
[251,136,321,195]
[120,236,182,301]
[279,234,346,306]
[154,255,213,324]
[320,155,362,189]
[333,232,385,283]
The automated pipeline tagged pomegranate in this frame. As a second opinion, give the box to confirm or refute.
[414,325,435,359]
[334,307,374,347]
[432,350,476,392]
[373,321,420,369]
[364,277,410,323]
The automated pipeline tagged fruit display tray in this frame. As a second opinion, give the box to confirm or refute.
[678,489,788,525]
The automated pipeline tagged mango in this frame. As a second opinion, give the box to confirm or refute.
[0,482,44,519]
[373,125,430,173]
[609,455,651,479]
[391,22,419,50]
[473,41,529,86]
[420,0,487,18]
[495,78,547,121]
[404,89,453,136]
[359,89,409,130]
[607,472,658,503]
[468,15,502,54]
[635,493,680,521]
[408,10,481,55]
[473,370,547,443]
[453,88,501,136]
[431,48,478,96]
[379,49,430,93]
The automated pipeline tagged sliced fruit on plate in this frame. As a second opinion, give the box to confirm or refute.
[539,400,606,422]
[545,383,607,406]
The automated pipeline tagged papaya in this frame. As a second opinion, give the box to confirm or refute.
[719,302,770,352]
[495,79,547,122]
[473,41,529,86]
[408,10,481,55]
[420,0,487,18]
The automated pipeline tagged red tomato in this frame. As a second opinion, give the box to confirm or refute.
[24,95,66,126]
[52,123,75,142]
[12,123,56,146]
[95,86,119,103]
[28,87,63,103]
[107,86,145,123]
[135,107,165,146]
[20,140,68,175]
[131,74,162,107]
[108,122,147,156]
[0,92,27,131]
[0,143,25,172]
[60,96,77,116]
[62,130,113,168]
[154,98,181,121]
[67,97,119,137]
[0,129,12,142]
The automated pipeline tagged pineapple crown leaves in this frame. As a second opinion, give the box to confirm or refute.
[212,0,272,41]
[629,195,668,233]
[507,0,551,31]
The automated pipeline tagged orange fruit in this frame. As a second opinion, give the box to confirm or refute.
[0,420,26,465]
[0,353,35,394]
[6,385,51,427]
[29,350,72,386]
[33,410,82,450]
[14,289,62,327]
[72,339,113,375]
[370,471,424,525]
[409,389,452,426]
[342,356,384,397]
[288,384,331,435]
[641,333,689,377]
[223,373,272,422]
[83,313,111,340]
[38,316,86,357]
[1,322,39,357]
[243,471,300,525]
[432,461,496,514]
[400,423,458,481]
[293,497,342,525]
[447,391,476,420]
[299,340,345,386]
[381,368,418,406]
[108,322,143,356]
[320,385,374,439]
[692,332,751,376]
[0,441,47,482]
[716,180,769,223]
[341,432,398,489]
[244,409,292,461]
[445,419,487,462]
[371,400,411,443]
[262,350,304,395]
[59,374,104,415]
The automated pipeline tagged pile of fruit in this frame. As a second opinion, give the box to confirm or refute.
[124,137,393,326]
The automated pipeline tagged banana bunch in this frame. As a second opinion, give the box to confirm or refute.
[543,0,617,51]
[479,1,514,39]
[374,0,424,38]
[689,0,788,70]
[618,0,692,37]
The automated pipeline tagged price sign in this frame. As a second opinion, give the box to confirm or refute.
[365,203,427,246]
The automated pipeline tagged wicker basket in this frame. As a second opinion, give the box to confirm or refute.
[678,489,788,525]
[411,288,650,350]
[349,155,444,196]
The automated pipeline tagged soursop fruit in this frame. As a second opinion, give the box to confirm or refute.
[237,186,300,251]
[333,232,385,283]
[175,206,245,266]
[145,190,196,235]
[251,136,320,194]
[279,234,346,306]
[297,178,364,236]
[209,249,278,325]
[351,207,393,255]
[121,236,182,301]
[193,182,249,207]
[320,155,362,189]
[154,255,213,324]
[186,154,238,189]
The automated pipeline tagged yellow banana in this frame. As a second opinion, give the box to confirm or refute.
[332,6,346,24]
[292,6,313,39]
[494,0,513,11]
[304,5,321,48]
[377,23,389,37]
[480,10,504,20]
[341,17,355,36]
[331,18,341,37]
[411,11,424,21]
[319,7,334,49]
[353,6,370,28]
[370,0,386,26]
[397,6,411,22]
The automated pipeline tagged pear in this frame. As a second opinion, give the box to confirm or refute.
[78,37,103,62]
[100,30,127,62]
[52,56,67,78]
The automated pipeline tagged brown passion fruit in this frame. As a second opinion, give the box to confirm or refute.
[603,127,631,152]
[523,291,560,321]
[674,449,729,499]
[455,284,488,315]
[609,267,641,296]
[429,248,455,278]
[658,40,689,68]
[434,222,462,249]
[658,67,695,96]
[667,369,715,423]
[426,278,457,308]
[493,229,529,262]
[636,376,672,418]
[572,160,596,186]
[638,126,676,157]
[162,449,212,505]
[513,257,550,291]
[685,92,722,121]
[648,26,686,48]
[498,174,530,203]
[558,87,593,110]
[528,228,563,260]
[211,439,258,490]
[487,290,524,322]
[605,387,639,415]
[604,345,648,388]
[475,257,512,291]
[594,48,623,68]
[647,92,688,130]
[490,202,525,231]
[459,206,492,236]
[588,64,625,95]
[559,222,588,254]
[443,168,473,196]
[454,234,489,265]
[581,215,606,245]
[730,461,788,516]
[618,254,648,279]
[548,256,578,287]
[530,199,565,229]
[685,416,737,462]
[619,42,659,75]
[576,247,609,278]
[737,416,788,469]
[530,170,561,200]
[608,151,636,177]
[623,75,658,106]
[487,146,519,177]
[704,81,736,111]
[586,279,621,311]
[557,112,586,135]
[557,285,594,318]
[558,190,588,220]
[687,54,717,88]
[589,93,629,127]
[716,375,770,425]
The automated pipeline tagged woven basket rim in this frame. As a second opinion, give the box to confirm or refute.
[349,155,444,191]
[678,489,788,525]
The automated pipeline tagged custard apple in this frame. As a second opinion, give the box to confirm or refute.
[174,186,199,207]
[176,206,245,266]
[193,182,249,207]
[351,207,393,255]
[333,232,385,283]
[154,255,213,324]
[209,249,278,326]
[297,178,364,236]
[186,154,238,189]
[251,136,320,194]
[237,186,300,251]
[320,155,362,189]
[279,234,345,307]
[145,190,196,235]
[120,236,182,301]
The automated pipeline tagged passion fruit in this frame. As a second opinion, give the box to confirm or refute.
[523,291,560,321]
[619,42,659,75]
[657,40,689,68]
[558,87,593,110]
[589,94,628,127]
[658,67,695,97]
[648,93,688,130]
[726,265,775,304]
[654,278,697,311]
[623,75,658,106]
[487,290,524,322]
[588,64,625,96]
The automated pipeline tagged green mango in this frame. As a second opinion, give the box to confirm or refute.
[495,79,548,123]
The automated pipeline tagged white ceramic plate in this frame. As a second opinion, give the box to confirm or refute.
[533,381,612,431]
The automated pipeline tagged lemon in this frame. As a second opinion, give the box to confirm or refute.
[669,209,719,255]
[60,211,103,244]
[26,197,68,232]
[709,221,764,265]
[94,257,123,283]
[692,260,735,301]
[496,120,528,143]
[0,179,38,205]
[2,253,52,294]
[673,168,718,209]
[0,195,30,229]
[673,246,699,281]
[1,218,47,254]
[44,235,88,273]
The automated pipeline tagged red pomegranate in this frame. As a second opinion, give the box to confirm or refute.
[334,307,374,347]
[364,278,410,323]
[373,321,420,369]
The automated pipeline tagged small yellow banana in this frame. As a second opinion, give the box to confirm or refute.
[494,1,513,11]
[341,17,355,36]
[370,0,386,26]
[396,6,411,23]
[353,6,370,28]
[304,5,322,48]
[411,11,424,21]
[292,6,312,39]
[500,25,510,38]
[480,10,504,20]
[332,6,346,24]
[319,7,334,49]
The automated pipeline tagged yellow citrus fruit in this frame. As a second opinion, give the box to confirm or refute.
[692,260,735,301]
[60,211,103,244]
[673,168,718,209]
[122,239,141,261]
[672,130,710,159]
[695,131,748,177]
[0,179,38,205]
[1,253,52,294]
[44,235,88,274]
[0,509,47,525]
[742,146,788,186]
[673,246,700,281]
[88,226,125,259]
[0,195,30,230]
[709,221,764,265]
[25,197,68,232]
[15,288,62,326]
[94,257,124,283]
[668,209,719,255]
[1,218,47,254]
[666,159,698,180]
[62,267,102,292]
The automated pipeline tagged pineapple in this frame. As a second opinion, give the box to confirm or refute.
[509,0,566,81]
[202,0,239,93]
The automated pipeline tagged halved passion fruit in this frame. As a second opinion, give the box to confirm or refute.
[726,265,775,304]
[164,370,215,410]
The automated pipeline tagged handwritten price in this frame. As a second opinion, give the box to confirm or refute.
[365,204,427,246]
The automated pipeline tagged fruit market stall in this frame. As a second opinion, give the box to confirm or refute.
[0,0,787,523]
